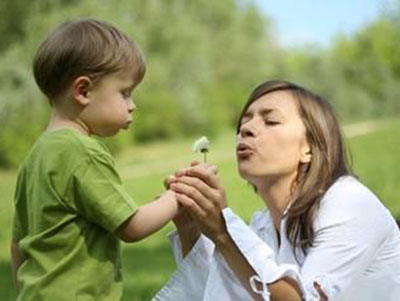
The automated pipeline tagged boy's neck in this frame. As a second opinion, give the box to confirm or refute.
[47,106,90,136]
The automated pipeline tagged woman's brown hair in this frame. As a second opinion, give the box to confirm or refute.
[237,80,352,256]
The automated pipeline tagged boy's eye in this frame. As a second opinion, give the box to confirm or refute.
[121,90,131,98]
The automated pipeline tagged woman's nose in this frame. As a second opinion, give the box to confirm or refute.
[239,122,255,138]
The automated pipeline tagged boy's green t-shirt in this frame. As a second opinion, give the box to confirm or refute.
[12,129,138,300]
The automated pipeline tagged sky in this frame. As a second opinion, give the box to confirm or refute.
[254,0,393,47]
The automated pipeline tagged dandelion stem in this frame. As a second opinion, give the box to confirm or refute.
[202,150,207,163]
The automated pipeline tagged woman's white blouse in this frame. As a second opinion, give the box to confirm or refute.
[153,176,400,300]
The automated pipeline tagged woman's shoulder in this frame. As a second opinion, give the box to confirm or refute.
[315,176,395,233]
[321,176,381,211]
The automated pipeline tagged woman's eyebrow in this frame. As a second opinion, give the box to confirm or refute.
[242,111,253,119]
[259,108,284,118]
[259,108,274,115]
[243,107,283,120]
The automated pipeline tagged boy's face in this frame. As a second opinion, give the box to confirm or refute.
[80,70,137,137]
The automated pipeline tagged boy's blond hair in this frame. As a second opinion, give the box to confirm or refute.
[33,18,146,101]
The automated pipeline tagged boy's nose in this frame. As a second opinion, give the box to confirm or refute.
[127,100,136,113]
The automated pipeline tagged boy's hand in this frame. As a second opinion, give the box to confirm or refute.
[164,160,218,189]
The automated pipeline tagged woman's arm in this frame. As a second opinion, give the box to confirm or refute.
[115,190,179,242]
[173,208,201,257]
[299,179,395,300]
[170,165,302,300]
[215,230,301,301]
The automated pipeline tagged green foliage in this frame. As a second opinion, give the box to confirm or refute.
[1,0,400,168]
[0,118,399,300]
[0,0,29,52]
[329,17,400,118]
[0,0,280,168]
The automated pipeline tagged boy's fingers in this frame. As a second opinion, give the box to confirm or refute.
[163,175,176,189]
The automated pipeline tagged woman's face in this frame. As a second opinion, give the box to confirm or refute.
[236,90,311,185]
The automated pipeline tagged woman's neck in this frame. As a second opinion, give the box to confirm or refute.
[256,174,297,230]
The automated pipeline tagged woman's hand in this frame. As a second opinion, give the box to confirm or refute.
[169,163,228,243]
[164,160,218,233]
[164,161,218,256]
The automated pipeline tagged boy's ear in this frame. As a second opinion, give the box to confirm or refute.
[72,76,92,106]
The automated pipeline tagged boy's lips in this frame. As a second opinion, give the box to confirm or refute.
[123,120,132,129]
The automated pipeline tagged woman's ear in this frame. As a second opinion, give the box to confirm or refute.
[72,76,92,106]
[300,145,312,164]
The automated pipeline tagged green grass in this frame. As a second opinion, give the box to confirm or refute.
[347,118,400,215]
[0,118,399,300]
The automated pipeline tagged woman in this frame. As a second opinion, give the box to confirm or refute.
[154,80,400,300]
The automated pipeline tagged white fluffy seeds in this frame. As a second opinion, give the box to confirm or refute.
[192,136,210,153]
[193,136,210,162]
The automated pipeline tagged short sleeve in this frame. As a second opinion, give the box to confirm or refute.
[12,171,26,242]
[67,153,138,233]
[12,214,23,242]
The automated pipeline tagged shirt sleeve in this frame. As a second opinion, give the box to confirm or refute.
[12,171,26,242]
[152,233,215,300]
[167,230,215,265]
[222,208,302,300]
[67,152,138,233]
[299,180,393,300]
[12,214,23,242]
[222,181,394,300]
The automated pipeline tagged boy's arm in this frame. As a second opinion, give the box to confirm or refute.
[10,239,26,292]
[115,190,178,242]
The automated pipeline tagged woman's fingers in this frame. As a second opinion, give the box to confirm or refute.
[170,182,214,212]
[190,160,218,174]
[173,162,217,180]
[175,193,206,219]
[190,160,201,167]
[313,281,328,301]
[206,164,218,175]
[173,176,217,202]
[175,168,188,177]
[186,165,222,190]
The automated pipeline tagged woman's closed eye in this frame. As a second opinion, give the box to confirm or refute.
[264,119,280,126]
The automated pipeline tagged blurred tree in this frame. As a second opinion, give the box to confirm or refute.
[0,0,278,168]
[0,0,29,52]
[1,0,400,169]
[331,17,400,117]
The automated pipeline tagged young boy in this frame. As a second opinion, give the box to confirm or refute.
[11,18,179,300]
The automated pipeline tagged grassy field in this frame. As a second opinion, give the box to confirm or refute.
[0,118,399,300]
